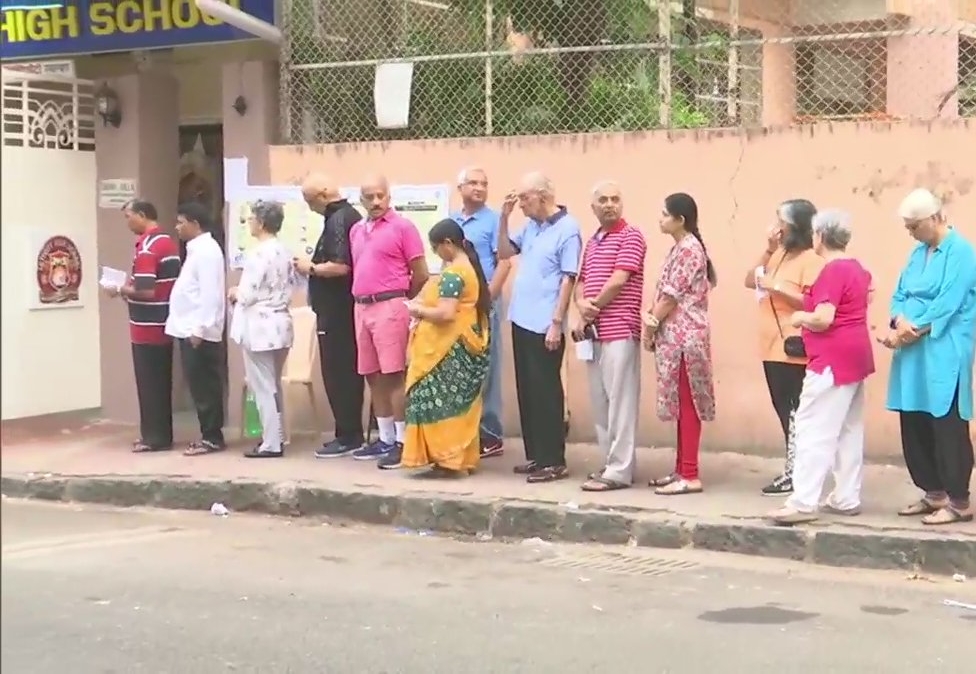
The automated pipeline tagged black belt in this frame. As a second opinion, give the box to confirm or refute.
[354,290,407,305]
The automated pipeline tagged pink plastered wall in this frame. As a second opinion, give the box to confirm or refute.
[269,120,976,458]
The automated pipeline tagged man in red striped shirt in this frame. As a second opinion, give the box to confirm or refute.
[573,182,647,491]
[107,200,182,452]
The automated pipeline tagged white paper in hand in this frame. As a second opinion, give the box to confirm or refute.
[99,266,127,290]
[754,266,768,302]
[574,339,594,362]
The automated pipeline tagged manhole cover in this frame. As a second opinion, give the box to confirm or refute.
[539,550,699,577]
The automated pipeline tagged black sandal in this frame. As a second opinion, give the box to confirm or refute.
[526,465,569,484]
[184,440,225,456]
[243,445,284,459]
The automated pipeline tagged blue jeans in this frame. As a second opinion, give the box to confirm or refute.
[480,305,504,440]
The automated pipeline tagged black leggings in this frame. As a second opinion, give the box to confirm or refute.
[762,360,806,477]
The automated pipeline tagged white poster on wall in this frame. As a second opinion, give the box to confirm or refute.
[97,179,137,209]
[340,183,450,272]
[30,230,84,311]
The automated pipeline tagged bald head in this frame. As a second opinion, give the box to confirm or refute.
[360,174,391,219]
[301,173,341,214]
[591,180,623,227]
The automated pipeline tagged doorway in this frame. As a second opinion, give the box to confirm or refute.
[176,124,227,412]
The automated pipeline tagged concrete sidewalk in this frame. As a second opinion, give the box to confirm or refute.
[1,416,973,575]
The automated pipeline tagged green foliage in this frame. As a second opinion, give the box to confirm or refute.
[283,0,728,142]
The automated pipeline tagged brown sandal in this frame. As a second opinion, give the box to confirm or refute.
[581,476,630,492]
[897,499,946,517]
[921,506,974,526]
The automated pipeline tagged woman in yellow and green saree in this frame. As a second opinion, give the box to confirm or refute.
[403,219,492,478]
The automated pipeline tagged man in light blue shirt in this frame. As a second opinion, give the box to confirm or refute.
[497,172,582,484]
[452,167,512,458]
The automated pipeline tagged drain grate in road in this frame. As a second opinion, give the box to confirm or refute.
[539,550,700,578]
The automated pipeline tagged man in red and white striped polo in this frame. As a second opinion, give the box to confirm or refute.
[573,181,647,491]
[109,200,182,452]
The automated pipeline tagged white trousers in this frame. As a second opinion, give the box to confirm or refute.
[786,367,866,513]
[586,339,641,484]
[242,348,287,452]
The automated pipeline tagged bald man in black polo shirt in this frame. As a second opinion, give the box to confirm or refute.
[297,174,366,457]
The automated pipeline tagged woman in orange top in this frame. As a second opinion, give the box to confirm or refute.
[744,199,825,496]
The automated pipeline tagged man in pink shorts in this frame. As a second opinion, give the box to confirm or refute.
[349,175,429,467]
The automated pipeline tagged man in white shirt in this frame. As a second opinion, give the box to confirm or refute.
[167,202,227,454]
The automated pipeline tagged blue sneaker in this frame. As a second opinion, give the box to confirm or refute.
[377,442,404,470]
[314,438,363,459]
[352,440,394,461]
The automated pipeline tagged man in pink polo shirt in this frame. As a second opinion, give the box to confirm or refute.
[349,175,429,466]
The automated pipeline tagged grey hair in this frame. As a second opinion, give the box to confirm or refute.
[520,171,554,196]
[456,166,487,186]
[591,180,621,199]
[812,209,853,251]
[251,200,285,235]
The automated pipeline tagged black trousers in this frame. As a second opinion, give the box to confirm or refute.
[179,339,226,445]
[318,316,365,444]
[899,389,973,502]
[512,323,566,468]
[762,360,806,474]
[131,342,174,448]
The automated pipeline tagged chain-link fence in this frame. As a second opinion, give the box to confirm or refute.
[278,0,976,145]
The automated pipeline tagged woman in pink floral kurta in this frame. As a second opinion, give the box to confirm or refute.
[643,193,716,495]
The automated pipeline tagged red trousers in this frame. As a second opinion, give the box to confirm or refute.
[675,357,701,480]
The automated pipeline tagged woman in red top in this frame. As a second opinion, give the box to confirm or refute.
[767,210,875,525]
[643,193,717,496]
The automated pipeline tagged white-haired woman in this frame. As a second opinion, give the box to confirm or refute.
[767,210,875,525]
[883,188,975,525]
[229,200,295,459]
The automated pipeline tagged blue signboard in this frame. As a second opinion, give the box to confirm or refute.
[0,0,277,60]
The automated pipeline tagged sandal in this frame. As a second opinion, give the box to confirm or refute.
[414,465,465,479]
[132,441,173,453]
[184,440,226,456]
[587,470,604,480]
[654,478,703,496]
[526,465,569,484]
[649,473,678,488]
[921,506,974,526]
[581,476,630,492]
[243,445,284,459]
[767,506,819,526]
[897,499,946,517]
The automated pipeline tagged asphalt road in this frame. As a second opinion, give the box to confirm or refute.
[1,499,973,674]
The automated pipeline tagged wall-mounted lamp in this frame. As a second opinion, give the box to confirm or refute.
[232,95,248,116]
[95,82,122,128]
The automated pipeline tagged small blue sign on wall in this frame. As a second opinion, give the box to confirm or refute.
[0,0,277,60]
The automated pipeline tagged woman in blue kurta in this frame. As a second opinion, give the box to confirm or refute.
[880,189,976,525]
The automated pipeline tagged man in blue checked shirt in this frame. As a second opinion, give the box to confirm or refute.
[452,167,512,458]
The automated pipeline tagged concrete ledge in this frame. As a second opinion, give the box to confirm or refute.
[3,473,973,576]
